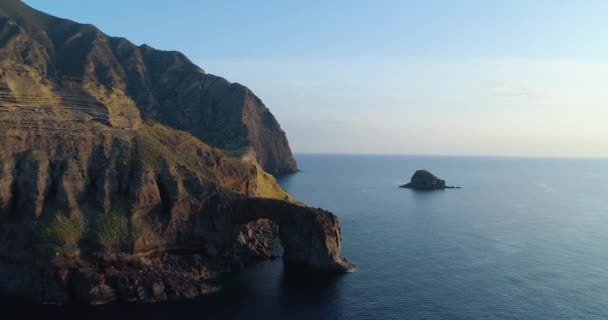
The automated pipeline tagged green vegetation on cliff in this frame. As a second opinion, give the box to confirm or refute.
[255,166,301,205]
[136,120,232,174]
[92,211,130,247]
[38,212,85,244]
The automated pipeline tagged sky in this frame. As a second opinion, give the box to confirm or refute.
[25,0,608,158]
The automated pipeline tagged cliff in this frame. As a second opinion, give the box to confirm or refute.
[0,0,297,174]
[0,0,353,304]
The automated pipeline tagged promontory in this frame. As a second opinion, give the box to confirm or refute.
[0,0,354,304]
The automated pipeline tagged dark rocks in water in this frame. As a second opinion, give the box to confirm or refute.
[50,197,359,305]
[400,170,459,190]
[226,197,356,273]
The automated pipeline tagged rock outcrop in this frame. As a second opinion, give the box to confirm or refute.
[0,0,352,304]
[400,170,457,190]
[0,0,297,174]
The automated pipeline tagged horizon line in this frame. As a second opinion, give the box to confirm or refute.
[291,152,608,161]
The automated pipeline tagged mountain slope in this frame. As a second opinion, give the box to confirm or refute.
[0,1,353,304]
[0,0,297,174]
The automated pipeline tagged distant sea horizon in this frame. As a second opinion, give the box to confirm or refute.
[293,152,608,161]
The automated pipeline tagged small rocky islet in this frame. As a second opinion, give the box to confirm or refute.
[400,170,460,190]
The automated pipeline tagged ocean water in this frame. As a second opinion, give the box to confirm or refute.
[5,154,608,319]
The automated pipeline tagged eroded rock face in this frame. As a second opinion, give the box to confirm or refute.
[215,197,355,272]
[0,0,297,174]
[0,1,353,304]
[230,218,284,264]
[0,112,353,302]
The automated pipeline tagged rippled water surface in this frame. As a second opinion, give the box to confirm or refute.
[5,155,608,319]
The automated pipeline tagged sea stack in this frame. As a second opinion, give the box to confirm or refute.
[400,170,456,190]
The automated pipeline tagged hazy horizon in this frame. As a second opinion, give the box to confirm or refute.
[292,151,608,160]
[25,0,608,158]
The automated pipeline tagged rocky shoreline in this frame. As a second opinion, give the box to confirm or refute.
[0,195,355,305]
[0,0,354,304]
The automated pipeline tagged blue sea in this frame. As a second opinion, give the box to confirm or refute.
[5,155,608,319]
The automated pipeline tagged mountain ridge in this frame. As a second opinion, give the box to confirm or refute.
[1,0,297,174]
[0,1,353,304]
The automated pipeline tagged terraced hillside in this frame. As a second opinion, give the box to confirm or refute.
[0,1,353,304]
[0,63,141,129]
[0,0,298,174]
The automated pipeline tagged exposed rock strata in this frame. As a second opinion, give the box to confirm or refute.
[0,101,353,303]
[0,0,353,304]
[0,0,297,174]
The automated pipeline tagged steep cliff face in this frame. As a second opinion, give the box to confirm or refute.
[0,60,352,303]
[0,0,297,174]
[0,0,354,304]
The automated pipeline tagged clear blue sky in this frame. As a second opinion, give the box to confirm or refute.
[25,0,608,157]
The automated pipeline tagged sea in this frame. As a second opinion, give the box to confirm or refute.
[5,154,608,319]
